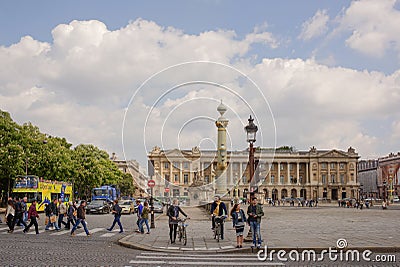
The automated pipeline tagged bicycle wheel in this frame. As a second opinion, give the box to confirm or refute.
[178,226,182,242]
[216,225,220,242]
[182,227,187,246]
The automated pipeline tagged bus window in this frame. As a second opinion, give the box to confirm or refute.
[51,193,58,201]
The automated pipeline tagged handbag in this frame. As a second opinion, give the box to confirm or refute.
[50,215,57,223]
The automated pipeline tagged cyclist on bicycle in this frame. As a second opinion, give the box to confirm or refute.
[167,198,188,244]
[210,196,227,240]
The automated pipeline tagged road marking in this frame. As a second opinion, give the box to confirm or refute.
[166,261,283,266]
[0,226,10,231]
[76,227,103,236]
[129,260,165,264]
[50,229,71,235]
[136,255,261,261]
[27,229,46,235]
[100,232,116,237]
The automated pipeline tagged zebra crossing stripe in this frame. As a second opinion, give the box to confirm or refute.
[76,227,104,236]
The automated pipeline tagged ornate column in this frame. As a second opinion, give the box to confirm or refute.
[215,101,229,195]
[297,162,300,185]
[277,162,281,184]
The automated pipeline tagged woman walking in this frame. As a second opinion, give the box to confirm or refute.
[23,199,40,234]
[5,200,15,232]
[167,199,188,244]
[231,203,247,248]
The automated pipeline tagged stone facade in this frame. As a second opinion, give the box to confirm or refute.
[111,153,148,197]
[377,152,400,200]
[147,146,359,202]
[357,159,379,198]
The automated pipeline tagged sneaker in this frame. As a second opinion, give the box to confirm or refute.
[146,232,150,234]
[106,228,112,231]
[239,245,243,248]
[71,232,75,236]
[87,233,91,236]
[257,245,261,249]
[135,230,141,233]
[7,230,13,233]
[236,245,240,248]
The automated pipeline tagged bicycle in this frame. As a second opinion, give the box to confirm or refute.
[213,215,227,242]
[177,217,189,245]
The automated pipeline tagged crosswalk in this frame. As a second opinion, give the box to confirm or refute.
[126,252,284,266]
[0,225,122,237]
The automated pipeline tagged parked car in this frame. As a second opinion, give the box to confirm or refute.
[119,200,135,214]
[86,200,111,214]
[393,195,399,203]
[152,201,164,213]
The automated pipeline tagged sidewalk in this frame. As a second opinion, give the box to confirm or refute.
[118,205,400,253]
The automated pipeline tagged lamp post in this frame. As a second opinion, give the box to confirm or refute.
[245,115,258,195]
[383,180,387,202]
[244,115,258,242]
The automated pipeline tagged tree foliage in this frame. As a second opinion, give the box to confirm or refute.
[0,110,133,201]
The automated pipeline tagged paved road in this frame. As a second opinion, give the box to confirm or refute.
[0,213,141,266]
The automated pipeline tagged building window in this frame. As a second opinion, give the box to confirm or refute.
[242,163,247,172]
[340,163,345,169]
[205,175,210,183]
[271,175,275,184]
[242,175,247,184]
[183,191,188,197]
[330,163,335,169]
[321,163,327,169]
[299,176,303,183]
[280,175,284,184]
[173,189,180,197]
[173,162,179,169]
[289,164,293,171]
[164,162,169,169]
[270,164,275,171]
[322,174,327,184]
[174,174,179,182]
[340,174,345,184]
[290,175,294,184]
[331,174,336,183]
[232,163,239,171]
[280,164,284,170]
[183,174,189,184]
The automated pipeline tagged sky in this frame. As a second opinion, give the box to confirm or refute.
[1,0,400,171]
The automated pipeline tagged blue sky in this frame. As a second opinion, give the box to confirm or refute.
[0,0,399,168]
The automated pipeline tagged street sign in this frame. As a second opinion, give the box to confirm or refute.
[147,179,156,188]
[165,187,170,193]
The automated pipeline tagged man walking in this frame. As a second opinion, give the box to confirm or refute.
[247,197,264,249]
[23,199,40,234]
[71,200,90,236]
[135,200,143,233]
[10,198,28,232]
[107,200,123,233]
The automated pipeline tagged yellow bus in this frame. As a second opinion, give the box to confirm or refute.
[12,175,73,212]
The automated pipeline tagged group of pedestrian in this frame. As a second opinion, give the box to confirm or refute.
[133,199,151,234]
[211,195,264,249]
[4,197,28,233]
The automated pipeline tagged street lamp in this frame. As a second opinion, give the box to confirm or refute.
[244,115,258,192]
[383,180,387,202]
[244,115,258,243]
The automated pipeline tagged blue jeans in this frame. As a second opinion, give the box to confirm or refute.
[249,221,262,246]
[139,218,150,233]
[71,219,89,235]
[109,215,123,232]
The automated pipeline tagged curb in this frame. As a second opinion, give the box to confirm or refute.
[118,237,400,254]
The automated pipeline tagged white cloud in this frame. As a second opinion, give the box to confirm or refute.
[0,18,399,168]
[299,9,329,41]
[336,0,400,58]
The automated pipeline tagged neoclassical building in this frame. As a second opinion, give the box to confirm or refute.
[147,146,359,202]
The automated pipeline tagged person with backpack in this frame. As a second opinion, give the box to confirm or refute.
[139,201,150,234]
[9,198,28,233]
[106,199,123,233]
[23,199,40,234]
[65,201,76,230]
